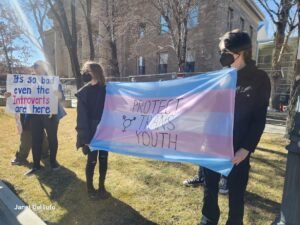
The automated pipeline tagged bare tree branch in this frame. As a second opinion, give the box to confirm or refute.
[257,0,278,24]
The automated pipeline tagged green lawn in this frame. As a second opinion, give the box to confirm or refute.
[0,107,287,225]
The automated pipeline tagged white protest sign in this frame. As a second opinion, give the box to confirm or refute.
[6,74,60,114]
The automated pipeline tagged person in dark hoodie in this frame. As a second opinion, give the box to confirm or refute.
[198,30,271,225]
[75,61,109,200]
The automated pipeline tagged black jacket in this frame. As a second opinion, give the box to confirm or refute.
[75,83,106,149]
[233,60,271,153]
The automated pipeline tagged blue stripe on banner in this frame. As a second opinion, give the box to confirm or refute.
[100,111,234,137]
[107,68,237,98]
[89,140,233,176]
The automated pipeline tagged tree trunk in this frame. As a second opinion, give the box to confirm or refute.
[2,44,13,74]
[180,16,188,73]
[99,0,120,78]
[69,0,81,88]
[270,22,286,110]
[86,0,95,60]
[270,75,281,110]
[47,0,82,89]
[110,40,120,77]
[286,59,300,135]
[269,0,292,110]
[69,45,82,89]
[0,30,13,74]
[286,1,300,135]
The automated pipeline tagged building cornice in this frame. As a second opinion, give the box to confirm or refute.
[244,0,265,21]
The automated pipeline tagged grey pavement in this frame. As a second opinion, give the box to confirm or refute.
[0,200,20,225]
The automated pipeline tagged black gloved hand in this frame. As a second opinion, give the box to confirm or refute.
[82,145,90,155]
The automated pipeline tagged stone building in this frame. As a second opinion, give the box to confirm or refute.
[45,0,264,78]
[256,37,298,108]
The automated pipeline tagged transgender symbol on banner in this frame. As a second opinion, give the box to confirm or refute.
[90,68,237,175]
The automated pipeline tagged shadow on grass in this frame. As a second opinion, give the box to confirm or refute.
[250,155,286,178]
[36,166,157,225]
[134,160,198,187]
[245,191,280,219]
[256,147,287,158]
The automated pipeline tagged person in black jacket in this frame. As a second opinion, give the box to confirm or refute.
[12,113,49,165]
[25,61,66,176]
[75,61,109,200]
[4,93,49,166]
[199,30,271,225]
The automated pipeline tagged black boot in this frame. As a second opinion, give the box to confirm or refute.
[87,178,97,199]
[98,151,109,199]
[98,177,110,199]
[86,162,97,199]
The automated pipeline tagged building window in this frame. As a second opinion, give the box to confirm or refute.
[240,17,245,31]
[184,49,195,72]
[227,7,233,31]
[158,52,168,73]
[139,23,146,38]
[160,15,169,34]
[249,25,253,39]
[187,6,199,28]
[258,55,264,64]
[264,55,271,64]
[137,56,145,75]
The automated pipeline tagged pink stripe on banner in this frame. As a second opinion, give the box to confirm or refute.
[94,126,233,158]
[105,89,235,114]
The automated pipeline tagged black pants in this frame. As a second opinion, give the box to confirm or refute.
[198,166,227,182]
[86,150,108,190]
[199,166,204,178]
[31,115,59,168]
[200,158,250,225]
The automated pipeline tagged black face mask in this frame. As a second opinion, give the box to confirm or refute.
[82,72,92,82]
[219,52,235,68]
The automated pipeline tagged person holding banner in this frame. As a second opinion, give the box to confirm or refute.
[199,30,270,225]
[75,61,109,199]
[25,60,66,176]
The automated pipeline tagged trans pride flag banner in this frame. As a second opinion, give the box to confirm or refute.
[90,68,237,175]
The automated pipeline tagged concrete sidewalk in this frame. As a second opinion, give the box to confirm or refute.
[0,201,20,225]
[264,124,286,135]
[0,180,46,225]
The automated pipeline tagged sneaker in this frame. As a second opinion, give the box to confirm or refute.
[183,175,205,187]
[219,176,229,194]
[11,158,21,165]
[51,162,60,171]
[24,167,41,176]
